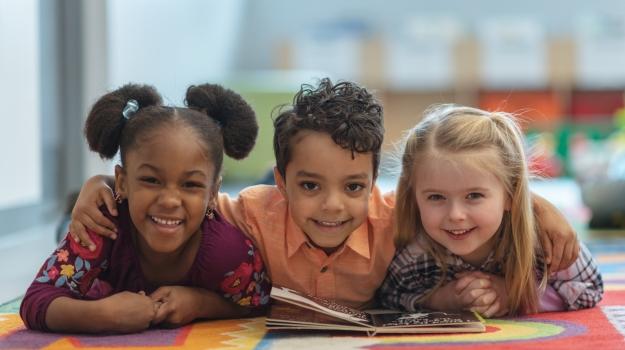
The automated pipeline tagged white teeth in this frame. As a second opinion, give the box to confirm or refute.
[448,229,471,235]
[151,216,182,226]
[317,220,344,227]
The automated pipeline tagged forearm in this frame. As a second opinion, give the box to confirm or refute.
[195,289,251,319]
[422,285,459,312]
[45,297,110,333]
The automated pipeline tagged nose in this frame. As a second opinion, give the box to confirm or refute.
[158,187,182,208]
[448,200,467,221]
[321,190,344,212]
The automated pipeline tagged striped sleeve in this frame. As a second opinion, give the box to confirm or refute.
[377,242,443,311]
[549,242,603,310]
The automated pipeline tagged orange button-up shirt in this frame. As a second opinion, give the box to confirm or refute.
[217,185,396,309]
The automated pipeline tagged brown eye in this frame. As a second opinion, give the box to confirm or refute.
[346,183,364,192]
[301,182,318,191]
[183,181,205,188]
[140,177,159,185]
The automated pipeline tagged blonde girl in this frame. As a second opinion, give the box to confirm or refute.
[378,105,603,317]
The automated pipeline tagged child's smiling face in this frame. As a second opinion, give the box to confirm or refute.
[414,150,510,266]
[275,130,375,254]
[115,124,216,256]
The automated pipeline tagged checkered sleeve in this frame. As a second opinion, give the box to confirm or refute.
[549,242,604,310]
[377,242,443,312]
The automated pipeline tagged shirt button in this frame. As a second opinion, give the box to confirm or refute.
[320,266,328,273]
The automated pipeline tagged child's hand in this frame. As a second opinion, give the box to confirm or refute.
[453,272,493,310]
[533,193,580,273]
[479,275,508,317]
[150,286,203,328]
[70,175,118,250]
[425,272,492,311]
[456,272,508,317]
[101,291,158,333]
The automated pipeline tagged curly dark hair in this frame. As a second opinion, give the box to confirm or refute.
[84,83,258,181]
[273,78,384,179]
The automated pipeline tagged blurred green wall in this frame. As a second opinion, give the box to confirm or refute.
[222,90,293,184]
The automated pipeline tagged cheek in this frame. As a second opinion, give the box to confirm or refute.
[417,204,440,229]
[288,197,313,221]
[349,197,369,221]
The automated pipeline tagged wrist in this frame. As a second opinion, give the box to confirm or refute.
[425,285,458,311]
[85,299,113,332]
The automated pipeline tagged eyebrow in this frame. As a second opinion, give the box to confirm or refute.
[420,187,491,193]
[295,170,369,181]
[138,164,208,178]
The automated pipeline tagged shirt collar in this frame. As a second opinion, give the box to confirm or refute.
[286,214,309,258]
[343,222,371,259]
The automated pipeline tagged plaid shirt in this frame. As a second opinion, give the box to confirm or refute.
[377,238,603,312]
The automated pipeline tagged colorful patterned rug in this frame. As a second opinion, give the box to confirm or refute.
[1,240,625,349]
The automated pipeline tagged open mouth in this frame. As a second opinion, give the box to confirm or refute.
[444,227,475,239]
[312,219,350,228]
[150,216,183,226]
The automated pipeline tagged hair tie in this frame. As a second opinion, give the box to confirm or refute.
[122,99,139,119]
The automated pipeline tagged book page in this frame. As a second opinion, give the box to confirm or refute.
[270,286,370,324]
[371,310,482,328]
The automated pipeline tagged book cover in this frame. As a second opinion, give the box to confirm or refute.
[267,286,486,335]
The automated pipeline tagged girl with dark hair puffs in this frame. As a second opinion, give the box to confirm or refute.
[20,83,270,333]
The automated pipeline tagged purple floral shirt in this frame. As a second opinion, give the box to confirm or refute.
[20,204,271,331]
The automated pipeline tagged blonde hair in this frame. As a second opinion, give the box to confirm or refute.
[395,104,547,315]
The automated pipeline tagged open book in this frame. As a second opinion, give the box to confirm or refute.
[267,286,485,335]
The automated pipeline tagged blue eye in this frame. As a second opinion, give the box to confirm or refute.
[301,182,318,191]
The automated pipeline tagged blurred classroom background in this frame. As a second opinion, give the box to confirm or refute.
[2,0,625,301]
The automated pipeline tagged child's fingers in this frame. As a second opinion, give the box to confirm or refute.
[541,233,553,266]
[100,188,118,217]
[68,221,85,243]
[470,304,490,315]
[481,300,502,318]
[454,275,477,292]
[455,276,491,294]
[152,302,172,325]
[458,287,489,306]
[473,290,497,306]
[78,210,116,240]
[149,287,171,302]
[548,238,565,274]
[89,209,118,239]
[68,222,95,250]
[555,238,579,273]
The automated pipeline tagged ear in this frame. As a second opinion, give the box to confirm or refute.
[114,165,128,198]
[273,166,287,198]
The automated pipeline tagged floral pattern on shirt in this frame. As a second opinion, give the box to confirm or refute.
[220,239,271,307]
[34,236,108,296]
